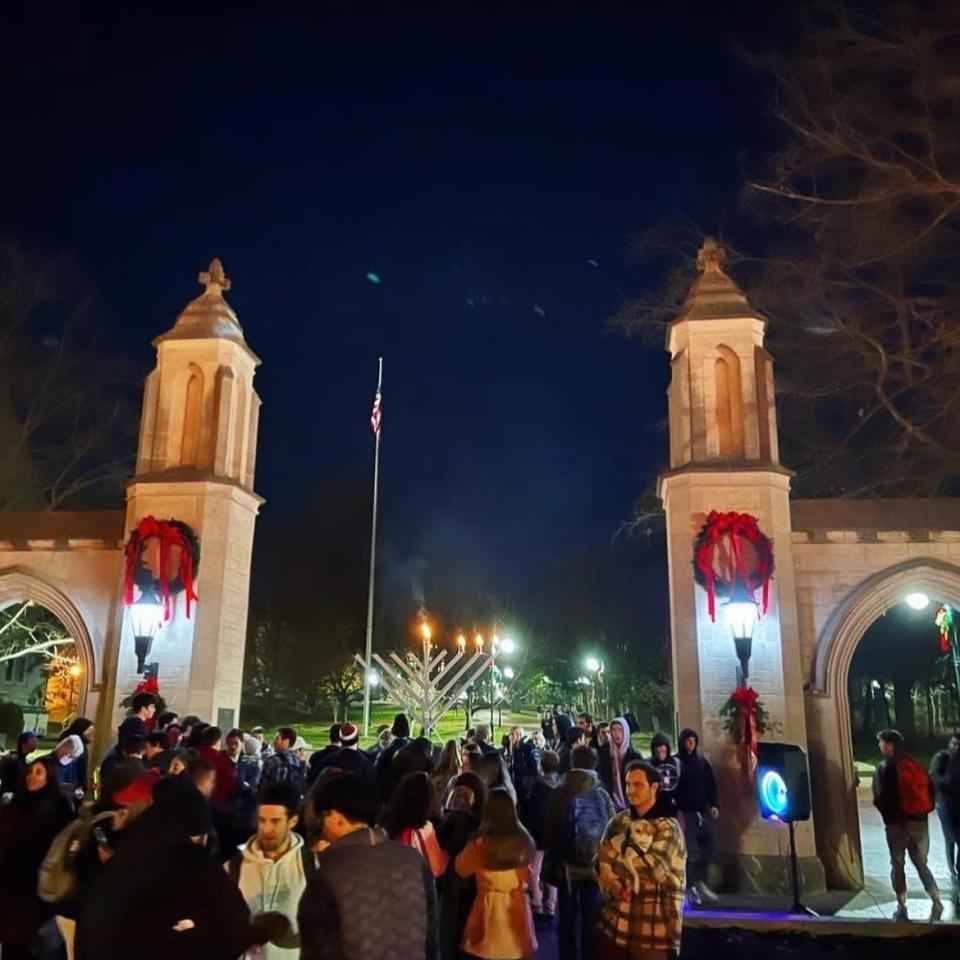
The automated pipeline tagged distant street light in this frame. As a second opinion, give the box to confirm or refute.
[501,637,516,655]
[367,669,380,687]
[585,656,601,673]
[503,666,515,680]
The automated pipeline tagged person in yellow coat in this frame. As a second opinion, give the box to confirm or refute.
[455,790,537,960]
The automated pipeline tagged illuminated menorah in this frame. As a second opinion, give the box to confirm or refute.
[355,623,495,736]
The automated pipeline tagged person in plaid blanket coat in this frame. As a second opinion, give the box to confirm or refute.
[595,760,686,959]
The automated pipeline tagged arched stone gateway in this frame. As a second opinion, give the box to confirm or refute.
[0,259,261,759]
[795,529,960,889]
[660,240,960,894]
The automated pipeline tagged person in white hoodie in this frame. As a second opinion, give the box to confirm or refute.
[226,781,309,959]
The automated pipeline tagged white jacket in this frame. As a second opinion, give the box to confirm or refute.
[227,832,307,960]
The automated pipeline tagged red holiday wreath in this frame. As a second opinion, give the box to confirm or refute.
[693,511,774,621]
[123,516,200,620]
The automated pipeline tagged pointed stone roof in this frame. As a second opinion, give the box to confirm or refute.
[156,259,253,350]
[674,238,763,323]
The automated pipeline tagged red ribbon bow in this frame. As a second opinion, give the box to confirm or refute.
[123,516,198,621]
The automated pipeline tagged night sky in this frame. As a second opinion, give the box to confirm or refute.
[2,4,764,646]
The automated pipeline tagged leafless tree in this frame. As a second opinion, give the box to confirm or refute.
[0,240,138,510]
[618,4,960,501]
[0,600,76,665]
[742,1,960,496]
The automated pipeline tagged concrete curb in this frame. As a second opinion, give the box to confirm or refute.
[685,910,960,938]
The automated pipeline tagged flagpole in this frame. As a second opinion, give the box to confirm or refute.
[362,357,383,737]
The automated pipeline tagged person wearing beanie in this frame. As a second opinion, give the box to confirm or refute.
[298,773,438,960]
[311,722,374,786]
[597,716,641,811]
[675,728,720,906]
[79,776,291,960]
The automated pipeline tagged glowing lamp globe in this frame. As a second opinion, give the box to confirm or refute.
[129,584,164,675]
[904,592,930,611]
[503,666,515,680]
[501,637,516,655]
[585,656,601,673]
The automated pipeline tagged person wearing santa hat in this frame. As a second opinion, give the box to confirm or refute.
[309,722,374,786]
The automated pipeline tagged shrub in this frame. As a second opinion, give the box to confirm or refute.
[0,700,25,745]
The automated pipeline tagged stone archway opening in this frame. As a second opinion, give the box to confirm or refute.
[846,598,959,903]
[810,558,960,904]
[0,571,96,741]
[0,598,88,738]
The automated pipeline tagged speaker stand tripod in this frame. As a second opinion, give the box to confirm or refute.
[788,820,818,917]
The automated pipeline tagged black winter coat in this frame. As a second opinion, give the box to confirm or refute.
[676,747,718,813]
[77,806,258,960]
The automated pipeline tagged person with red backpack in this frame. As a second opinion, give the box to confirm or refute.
[872,728,943,921]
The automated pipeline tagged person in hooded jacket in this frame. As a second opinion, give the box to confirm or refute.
[78,775,289,960]
[597,717,641,812]
[0,755,74,960]
[675,727,719,906]
[59,718,95,796]
[649,732,682,817]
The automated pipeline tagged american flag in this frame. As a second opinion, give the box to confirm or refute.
[370,385,382,435]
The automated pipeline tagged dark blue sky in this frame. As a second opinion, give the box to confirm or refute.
[2,3,764,643]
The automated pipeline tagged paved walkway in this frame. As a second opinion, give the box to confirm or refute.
[836,792,957,921]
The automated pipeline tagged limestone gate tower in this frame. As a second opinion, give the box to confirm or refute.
[658,240,822,889]
[112,260,262,731]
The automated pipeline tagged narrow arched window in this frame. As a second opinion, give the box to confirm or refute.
[716,345,745,459]
[181,365,203,466]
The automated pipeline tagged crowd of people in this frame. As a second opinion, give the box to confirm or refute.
[0,700,735,959]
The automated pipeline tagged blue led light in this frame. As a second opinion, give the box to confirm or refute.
[759,768,789,819]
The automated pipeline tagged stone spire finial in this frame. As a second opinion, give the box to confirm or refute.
[696,237,726,274]
[198,258,231,295]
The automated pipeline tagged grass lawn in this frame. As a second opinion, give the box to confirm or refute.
[285,704,543,750]
[271,703,657,752]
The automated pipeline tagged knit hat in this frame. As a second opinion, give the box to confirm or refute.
[18,730,37,747]
[113,770,160,806]
[242,733,262,757]
[152,775,212,836]
[339,722,359,747]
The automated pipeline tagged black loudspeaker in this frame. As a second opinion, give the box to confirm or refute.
[756,742,811,823]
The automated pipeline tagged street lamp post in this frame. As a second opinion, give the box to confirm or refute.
[129,580,164,674]
[724,578,759,684]
[67,663,81,715]
[585,656,606,718]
